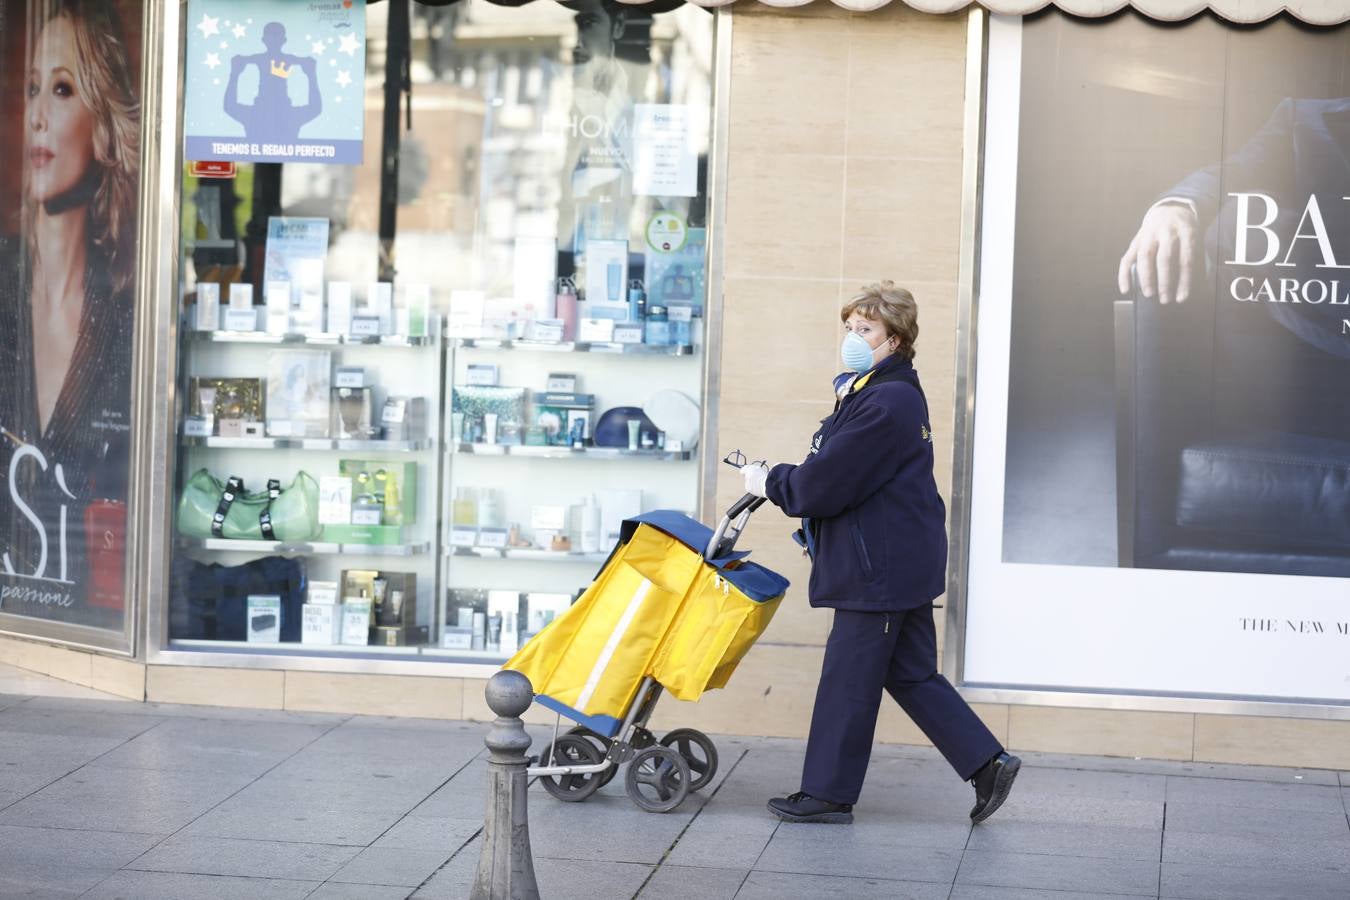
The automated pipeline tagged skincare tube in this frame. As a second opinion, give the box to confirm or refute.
[627,419,641,452]
[372,578,389,622]
[484,413,499,445]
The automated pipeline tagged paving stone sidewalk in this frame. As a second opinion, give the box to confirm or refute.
[0,686,1347,899]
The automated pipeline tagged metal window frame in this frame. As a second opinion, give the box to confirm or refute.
[141,2,735,676]
[941,9,1350,722]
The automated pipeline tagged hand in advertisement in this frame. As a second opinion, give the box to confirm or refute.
[1116,201,1198,305]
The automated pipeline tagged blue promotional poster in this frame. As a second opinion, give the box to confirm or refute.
[184,0,366,165]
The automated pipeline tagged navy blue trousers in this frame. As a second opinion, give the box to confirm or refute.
[800,606,1002,805]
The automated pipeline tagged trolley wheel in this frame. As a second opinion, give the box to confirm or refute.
[659,728,718,792]
[565,726,620,789]
[566,725,613,750]
[624,746,691,813]
[538,734,607,803]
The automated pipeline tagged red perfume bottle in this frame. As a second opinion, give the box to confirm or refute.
[84,498,127,611]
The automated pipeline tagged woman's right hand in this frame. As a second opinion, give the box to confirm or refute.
[741,463,769,499]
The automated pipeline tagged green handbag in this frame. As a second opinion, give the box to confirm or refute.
[176,469,322,542]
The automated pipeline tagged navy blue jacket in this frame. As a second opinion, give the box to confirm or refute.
[764,355,948,611]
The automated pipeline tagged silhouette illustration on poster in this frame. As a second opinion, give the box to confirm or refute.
[223,22,322,145]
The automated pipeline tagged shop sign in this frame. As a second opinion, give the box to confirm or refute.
[958,13,1350,706]
[183,0,367,165]
[190,160,237,179]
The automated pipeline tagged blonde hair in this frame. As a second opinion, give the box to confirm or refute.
[841,281,919,361]
[23,0,140,294]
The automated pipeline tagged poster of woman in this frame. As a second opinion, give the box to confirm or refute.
[0,0,141,630]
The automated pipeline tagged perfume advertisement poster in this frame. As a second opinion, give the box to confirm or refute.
[183,0,367,165]
[0,0,142,631]
[960,14,1350,704]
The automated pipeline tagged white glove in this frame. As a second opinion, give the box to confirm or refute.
[741,463,769,498]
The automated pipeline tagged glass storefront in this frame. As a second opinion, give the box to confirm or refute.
[0,0,144,650]
[167,0,717,664]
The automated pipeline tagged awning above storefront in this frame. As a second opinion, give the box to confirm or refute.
[410,0,1350,25]
[670,0,1350,25]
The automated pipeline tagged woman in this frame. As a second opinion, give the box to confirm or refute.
[0,0,139,616]
[741,282,1020,824]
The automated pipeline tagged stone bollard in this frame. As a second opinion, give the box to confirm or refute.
[470,670,540,900]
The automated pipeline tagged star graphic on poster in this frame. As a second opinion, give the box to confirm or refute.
[213,78,221,86]
[338,33,360,56]
[311,40,326,56]
[232,24,245,39]
[336,70,352,88]
[329,58,336,67]
[219,40,229,49]
[204,52,221,70]
[195,13,219,39]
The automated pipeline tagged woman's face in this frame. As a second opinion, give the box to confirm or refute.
[845,312,894,353]
[26,16,96,206]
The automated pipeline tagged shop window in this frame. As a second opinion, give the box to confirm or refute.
[170,0,716,663]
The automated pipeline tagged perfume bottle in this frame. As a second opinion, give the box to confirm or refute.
[627,279,646,322]
[644,305,670,346]
[556,277,578,341]
[85,465,128,611]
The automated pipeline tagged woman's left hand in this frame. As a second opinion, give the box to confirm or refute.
[741,463,769,498]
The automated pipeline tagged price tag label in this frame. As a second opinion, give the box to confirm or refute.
[441,628,474,650]
[668,304,694,322]
[477,527,509,549]
[450,527,478,547]
[335,368,365,389]
[224,308,258,331]
[183,417,212,437]
[612,325,644,344]
[352,507,382,526]
[350,316,382,336]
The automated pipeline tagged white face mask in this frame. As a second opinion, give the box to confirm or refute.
[841,331,892,373]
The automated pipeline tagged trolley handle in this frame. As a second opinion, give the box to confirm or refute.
[704,493,766,561]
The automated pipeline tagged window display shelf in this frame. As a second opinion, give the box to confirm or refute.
[189,329,437,348]
[169,639,430,656]
[420,648,512,661]
[456,338,693,356]
[179,537,431,557]
[447,546,609,564]
[181,436,432,452]
[452,443,693,461]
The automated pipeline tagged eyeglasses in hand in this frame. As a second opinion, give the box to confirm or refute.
[722,448,766,470]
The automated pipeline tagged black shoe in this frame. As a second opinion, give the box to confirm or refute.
[767,791,854,824]
[970,752,1021,824]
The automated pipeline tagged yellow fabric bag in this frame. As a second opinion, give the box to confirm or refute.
[504,512,788,735]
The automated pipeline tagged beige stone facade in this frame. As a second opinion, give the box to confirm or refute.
[3,1,1349,773]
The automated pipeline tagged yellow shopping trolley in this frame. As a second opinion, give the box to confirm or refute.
[504,496,788,812]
